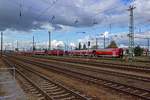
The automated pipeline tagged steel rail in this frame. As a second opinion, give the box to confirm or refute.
[4,59,53,100]
[5,56,150,100]
[3,58,90,100]
[12,55,150,82]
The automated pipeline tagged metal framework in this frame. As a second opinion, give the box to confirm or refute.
[128,6,136,61]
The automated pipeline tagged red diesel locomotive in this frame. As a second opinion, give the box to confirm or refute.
[93,48,123,57]
[15,48,123,58]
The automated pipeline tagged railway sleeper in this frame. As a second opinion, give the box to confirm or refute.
[51,93,71,99]
[49,90,66,95]
[50,92,70,96]
[122,87,131,91]
[59,96,76,100]
[30,88,37,91]
[28,87,36,90]
[31,91,39,94]
[139,92,150,97]
[110,84,118,87]
[46,88,62,92]
[103,82,112,85]
[42,83,55,87]
[38,97,45,100]
[130,90,139,94]
[116,86,125,89]
[30,90,39,94]
[36,93,43,97]
[42,84,56,88]
[127,88,138,93]
[44,86,59,90]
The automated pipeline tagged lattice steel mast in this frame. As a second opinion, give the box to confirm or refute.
[128,5,136,61]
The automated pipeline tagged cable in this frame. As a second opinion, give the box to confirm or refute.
[36,0,59,20]
[50,15,55,24]
[19,0,23,18]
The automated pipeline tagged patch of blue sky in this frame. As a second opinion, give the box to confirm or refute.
[121,0,131,5]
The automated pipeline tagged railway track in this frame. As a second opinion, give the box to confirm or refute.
[12,55,150,83]
[32,55,150,73]
[3,58,90,100]
[5,55,150,100]
[4,59,53,100]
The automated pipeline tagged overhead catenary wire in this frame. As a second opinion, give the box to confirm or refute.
[6,0,58,21]
[19,0,23,19]
[91,0,149,30]
[50,15,55,24]
[36,0,59,21]
[4,0,150,33]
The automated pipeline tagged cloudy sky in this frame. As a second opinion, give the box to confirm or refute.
[0,0,150,50]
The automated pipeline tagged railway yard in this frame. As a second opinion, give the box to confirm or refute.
[0,54,149,100]
[0,1,150,99]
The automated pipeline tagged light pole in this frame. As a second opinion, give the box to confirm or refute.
[17,40,19,51]
[1,32,3,57]
[104,35,106,49]
[96,38,98,49]
[32,36,35,51]
[48,31,51,50]
[101,32,110,49]
[12,42,14,51]
[101,33,106,49]
[148,38,150,56]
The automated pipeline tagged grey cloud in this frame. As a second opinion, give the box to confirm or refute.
[0,0,150,32]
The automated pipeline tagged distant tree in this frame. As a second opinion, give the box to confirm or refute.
[33,46,36,50]
[134,45,143,56]
[78,42,81,50]
[42,48,47,50]
[126,49,129,54]
[91,45,98,49]
[57,45,63,50]
[75,47,78,50]
[15,48,19,51]
[83,44,87,50]
[107,40,118,48]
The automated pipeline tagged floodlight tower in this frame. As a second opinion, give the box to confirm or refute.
[128,5,136,61]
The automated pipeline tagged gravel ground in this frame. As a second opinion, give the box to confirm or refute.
[0,58,26,100]
[21,56,150,90]
[12,58,140,100]
[33,55,150,67]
